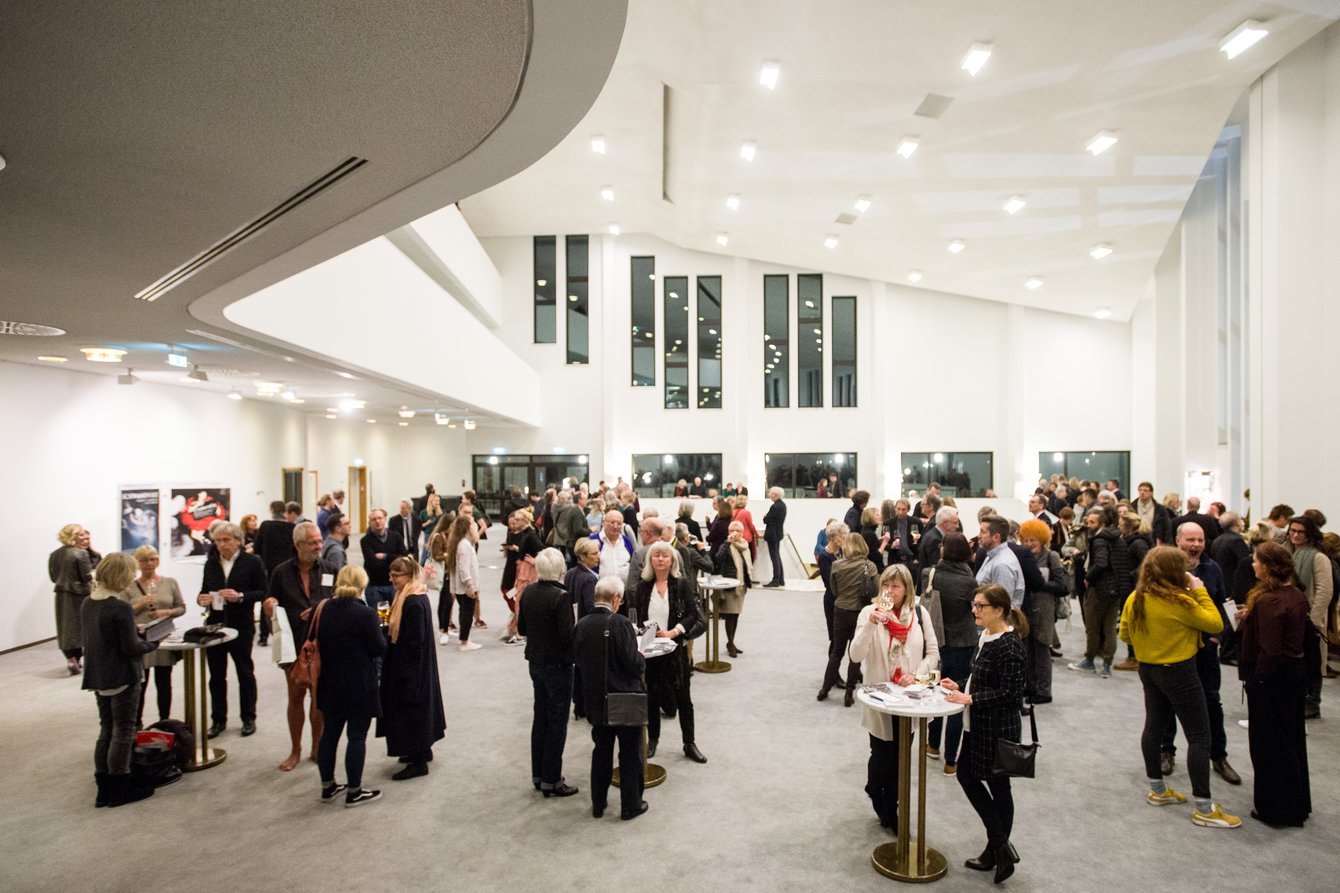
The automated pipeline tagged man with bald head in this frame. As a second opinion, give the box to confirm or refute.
[592,510,636,582]
[1174,497,1222,547]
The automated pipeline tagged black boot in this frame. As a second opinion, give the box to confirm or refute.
[964,845,996,871]
[392,762,429,781]
[94,773,109,808]
[993,843,1015,883]
[104,773,154,808]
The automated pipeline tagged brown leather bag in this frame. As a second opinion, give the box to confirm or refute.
[290,599,328,693]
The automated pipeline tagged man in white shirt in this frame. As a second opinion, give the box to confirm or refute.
[594,511,635,581]
[975,515,1025,609]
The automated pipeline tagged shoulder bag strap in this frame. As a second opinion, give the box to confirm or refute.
[926,568,936,592]
[306,598,328,643]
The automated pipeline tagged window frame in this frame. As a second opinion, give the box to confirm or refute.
[763,274,790,408]
[796,273,824,408]
[899,452,994,498]
[831,295,857,408]
[533,236,556,344]
[663,275,690,409]
[565,235,589,365]
[630,256,656,387]
[696,275,723,409]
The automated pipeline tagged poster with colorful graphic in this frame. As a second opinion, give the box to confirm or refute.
[120,488,160,552]
[169,488,230,558]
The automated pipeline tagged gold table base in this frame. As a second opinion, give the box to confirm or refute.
[181,637,228,771]
[693,592,731,673]
[872,844,947,883]
[872,716,951,884]
[613,726,665,788]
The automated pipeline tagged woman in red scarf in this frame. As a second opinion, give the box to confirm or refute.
[849,563,940,830]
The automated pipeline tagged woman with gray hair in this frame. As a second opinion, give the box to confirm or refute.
[676,501,703,542]
[628,541,708,763]
[51,523,95,675]
[517,548,579,796]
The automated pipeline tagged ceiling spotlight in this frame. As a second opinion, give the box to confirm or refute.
[608,223,621,236]
[281,390,297,402]
[1003,195,1027,215]
[463,419,477,430]
[600,185,614,202]
[227,390,243,400]
[1090,243,1114,260]
[907,270,923,283]
[536,278,547,287]
[759,61,780,90]
[1086,130,1119,155]
[896,137,919,159]
[186,365,209,382]
[325,414,337,420]
[590,135,606,154]
[1025,276,1044,290]
[165,352,189,368]
[254,381,283,396]
[398,408,415,418]
[854,195,872,213]
[434,415,450,426]
[726,194,740,211]
[118,369,139,385]
[339,398,365,412]
[80,347,126,363]
[948,239,966,254]
[823,235,839,250]
[715,233,729,247]
[740,141,757,163]
[366,419,376,424]
[1220,20,1268,59]
[1094,307,1113,320]
[961,42,993,76]
[37,355,68,363]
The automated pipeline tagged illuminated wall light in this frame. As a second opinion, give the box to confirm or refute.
[398,421,409,427]
[608,223,621,236]
[896,137,919,159]
[80,347,126,363]
[823,235,839,250]
[600,185,614,201]
[165,352,189,368]
[759,61,780,90]
[961,42,993,76]
[715,233,729,247]
[398,408,415,418]
[463,419,477,430]
[740,141,757,162]
[854,195,872,213]
[725,194,740,211]
[1094,307,1113,320]
[1025,276,1044,290]
[906,270,923,283]
[590,135,606,154]
[1090,243,1113,260]
[336,371,357,380]
[1220,20,1268,59]
[1085,130,1118,155]
[1003,195,1027,215]
[227,390,243,401]
[947,239,965,254]
[37,355,68,363]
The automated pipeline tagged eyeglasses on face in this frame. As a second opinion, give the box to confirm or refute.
[971,601,991,611]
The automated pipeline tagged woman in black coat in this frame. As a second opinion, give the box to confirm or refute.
[626,542,707,763]
[378,557,446,780]
[316,566,387,807]
[943,583,1029,884]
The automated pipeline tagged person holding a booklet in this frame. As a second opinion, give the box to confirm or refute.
[127,545,185,726]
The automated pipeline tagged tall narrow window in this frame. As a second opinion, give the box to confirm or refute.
[764,275,789,407]
[831,296,857,407]
[533,236,556,343]
[797,274,823,407]
[664,276,690,408]
[565,236,589,364]
[631,256,656,386]
[697,275,722,408]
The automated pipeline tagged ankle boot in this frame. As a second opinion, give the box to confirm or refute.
[105,773,154,807]
[964,845,996,871]
[94,773,110,808]
[993,843,1015,883]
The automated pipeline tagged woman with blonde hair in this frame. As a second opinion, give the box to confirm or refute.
[50,523,95,674]
[378,556,445,781]
[316,565,386,807]
[445,514,482,652]
[426,512,455,641]
[127,546,185,724]
[712,520,753,657]
[1118,546,1239,829]
[730,495,758,562]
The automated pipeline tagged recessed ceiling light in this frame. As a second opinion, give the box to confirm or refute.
[463,419,477,430]
[254,381,283,396]
[608,223,621,236]
[37,355,68,363]
[824,235,839,250]
[740,141,757,163]
[325,413,337,420]
[336,371,356,380]
[715,233,729,247]
[282,390,297,402]
[366,419,376,424]
[1003,195,1027,215]
[227,390,243,400]
[435,415,450,426]
[907,270,923,283]
[1094,307,1113,319]
[1,321,66,336]
[1220,20,1268,59]
[961,42,993,76]
[948,239,966,254]
[590,135,606,154]
[1025,276,1044,290]
[80,347,126,363]
[759,61,780,90]
[1086,130,1118,155]
[536,278,548,287]
[165,352,189,368]
[398,421,409,427]
[339,398,365,411]
[896,137,919,159]
[447,423,457,429]
[725,194,740,211]
[600,185,614,201]
[854,195,872,213]
[398,409,415,418]
[1090,243,1114,260]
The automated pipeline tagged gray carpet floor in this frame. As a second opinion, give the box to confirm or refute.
[3,550,1337,892]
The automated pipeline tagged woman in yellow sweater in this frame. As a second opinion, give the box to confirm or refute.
[1119,546,1240,829]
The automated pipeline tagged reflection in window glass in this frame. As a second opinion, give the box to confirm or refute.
[765,452,857,498]
[664,276,690,409]
[471,453,589,517]
[565,236,589,364]
[764,275,789,407]
[631,453,724,497]
[831,296,856,407]
[900,452,993,498]
[534,236,556,343]
[797,274,823,407]
[631,256,656,386]
[697,276,722,408]
[1038,451,1130,493]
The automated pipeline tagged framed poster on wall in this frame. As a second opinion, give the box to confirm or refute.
[169,487,230,558]
[120,488,160,552]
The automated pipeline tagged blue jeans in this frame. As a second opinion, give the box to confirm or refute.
[318,708,372,790]
[930,646,974,764]
[95,680,142,775]
[529,663,573,787]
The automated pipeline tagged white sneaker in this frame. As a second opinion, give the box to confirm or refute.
[1237,719,1250,730]
[439,633,450,646]
[459,641,482,652]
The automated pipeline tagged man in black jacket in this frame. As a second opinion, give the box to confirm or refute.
[195,521,268,738]
[254,501,299,574]
[1174,497,1223,547]
[761,487,787,587]
[843,490,870,534]
[917,506,960,577]
[517,548,578,798]
[575,577,648,820]
[360,509,401,608]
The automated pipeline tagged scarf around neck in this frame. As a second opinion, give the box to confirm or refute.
[727,539,747,592]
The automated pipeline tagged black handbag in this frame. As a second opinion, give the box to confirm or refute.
[602,616,647,727]
[992,704,1039,778]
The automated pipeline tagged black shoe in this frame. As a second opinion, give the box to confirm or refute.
[240,721,256,737]
[391,762,428,781]
[647,739,657,758]
[1031,695,1052,704]
[993,844,1015,883]
[727,643,741,657]
[1304,703,1321,719]
[542,783,579,798]
[817,687,831,702]
[103,773,154,808]
[592,804,606,818]
[345,788,382,808]
[844,689,855,708]
[835,675,846,688]
[1049,648,1063,658]
[94,772,109,808]
[621,800,649,821]
[574,710,586,720]
[965,846,996,871]
[207,722,226,739]
[683,743,707,763]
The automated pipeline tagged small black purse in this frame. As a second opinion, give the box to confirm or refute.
[602,618,647,727]
[992,704,1039,778]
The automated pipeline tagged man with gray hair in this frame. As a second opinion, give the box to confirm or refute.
[761,487,788,588]
[195,520,268,739]
[624,518,665,593]
[917,506,960,574]
[517,548,578,798]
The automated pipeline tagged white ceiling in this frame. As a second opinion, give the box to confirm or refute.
[460,0,1340,320]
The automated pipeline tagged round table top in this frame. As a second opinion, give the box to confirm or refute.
[158,626,239,651]
[697,575,740,590]
[854,685,965,719]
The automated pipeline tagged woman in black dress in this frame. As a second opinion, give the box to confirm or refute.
[500,509,544,644]
[1237,540,1311,827]
[378,556,446,780]
[316,565,387,807]
[943,583,1028,884]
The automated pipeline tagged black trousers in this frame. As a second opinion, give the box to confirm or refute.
[591,724,643,814]
[1144,657,1213,798]
[455,594,477,642]
[1160,640,1226,762]
[765,536,785,585]
[866,729,908,827]
[957,735,1015,849]
[529,662,573,787]
[823,608,862,690]
[137,666,174,726]
[95,680,141,775]
[1246,661,1311,826]
[206,629,257,724]
[646,654,695,745]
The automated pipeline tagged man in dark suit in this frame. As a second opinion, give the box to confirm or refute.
[761,487,787,587]
[195,521,268,738]
[390,500,417,561]
[254,501,298,574]
[1174,497,1223,547]
[917,506,960,576]
[574,577,648,821]
[884,498,923,571]
[360,509,398,608]
[517,548,577,798]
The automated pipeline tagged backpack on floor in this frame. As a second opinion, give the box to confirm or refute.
[131,719,194,787]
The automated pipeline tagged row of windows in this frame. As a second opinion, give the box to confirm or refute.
[765,275,857,408]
